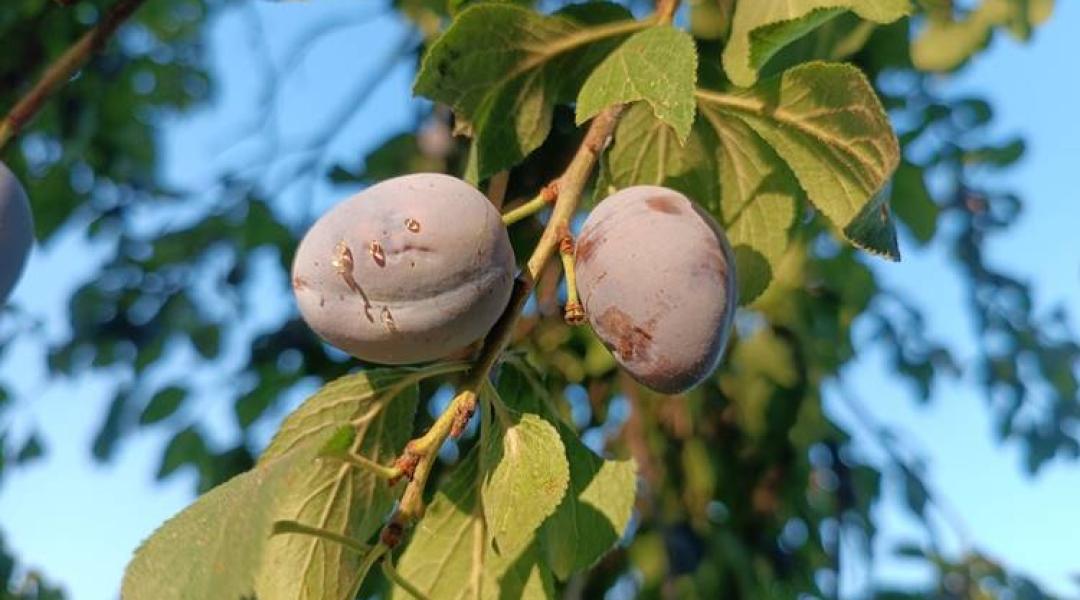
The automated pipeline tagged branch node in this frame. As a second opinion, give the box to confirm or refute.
[450,394,478,438]
[541,180,560,203]
[389,451,421,485]
[558,233,575,255]
[380,520,405,549]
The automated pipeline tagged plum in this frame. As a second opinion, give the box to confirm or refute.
[291,173,515,364]
[575,186,736,394]
[0,161,33,304]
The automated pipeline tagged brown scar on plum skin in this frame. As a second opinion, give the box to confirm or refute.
[646,195,683,214]
[331,241,375,322]
[575,232,604,266]
[291,275,308,291]
[404,218,421,233]
[596,306,655,362]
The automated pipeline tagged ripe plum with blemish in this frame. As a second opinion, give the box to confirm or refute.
[291,173,515,364]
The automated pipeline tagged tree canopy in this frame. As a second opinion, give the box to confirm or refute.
[0,0,1075,598]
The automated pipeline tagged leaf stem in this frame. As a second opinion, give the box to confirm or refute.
[0,0,151,153]
[382,558,432,600]
[353,543,388,591]
[693,88,763,113]
[271,520,369,555]
[335,451,403,480]
[382,103,627,543]
[518,18,655,76]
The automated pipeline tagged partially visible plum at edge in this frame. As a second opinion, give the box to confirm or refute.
[0,161,33,304]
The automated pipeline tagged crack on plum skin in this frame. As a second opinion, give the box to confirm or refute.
[404,218,421,233]
[291,275,308,291]
[646,195,682,214]
[596,306,655,362]
[332,241,356,280]
[369,240,386,267]
[381,306,398,333]
[331,240,375,321]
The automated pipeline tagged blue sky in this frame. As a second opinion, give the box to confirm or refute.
[1,1,1078,599]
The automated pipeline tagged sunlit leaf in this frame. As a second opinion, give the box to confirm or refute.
[413,3,644,179]
[722,0,909,86]
[390,450,556,600]
[576,26,697,141]
[480,380,569,557]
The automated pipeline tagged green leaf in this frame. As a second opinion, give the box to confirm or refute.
[413,3,645,179]
[450,0,531,17]
[390,450,556,600]
[125,366,448,600]
[489,362,636,579]
[138,386,186,425]
[480,381,569,557]
[256,368,434,600]
[191,324,221,359]
[576,26,698,141]
[964,138,1025,168]
[891,160,938,245]
[719,327,800,440]
[15,432,45,465]
[123,432,334,600]
[704,113,802,302]
[912,0,1053,72]
[260,363,462,463]
[601,62,899,301]
[722,0,909,86]
[157,426,208,479]
[541,420,636,580]
[698,62,901,259]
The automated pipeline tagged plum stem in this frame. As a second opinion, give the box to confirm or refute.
[377,104,628,555]
[0,0,151,153]
[559,234,587,325]
[500,180,559,226]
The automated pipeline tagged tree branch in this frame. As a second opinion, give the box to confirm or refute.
[0,0,151,152]
[379,103,626,544]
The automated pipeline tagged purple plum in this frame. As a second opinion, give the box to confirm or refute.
[0,161,33,304]
[575,186,737,393]
[291,173,515,364]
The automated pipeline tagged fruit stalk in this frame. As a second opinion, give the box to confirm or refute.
[500,180,559,226]
[380,103,627,546]
[0,0,150,152]
[559,234,586,325]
